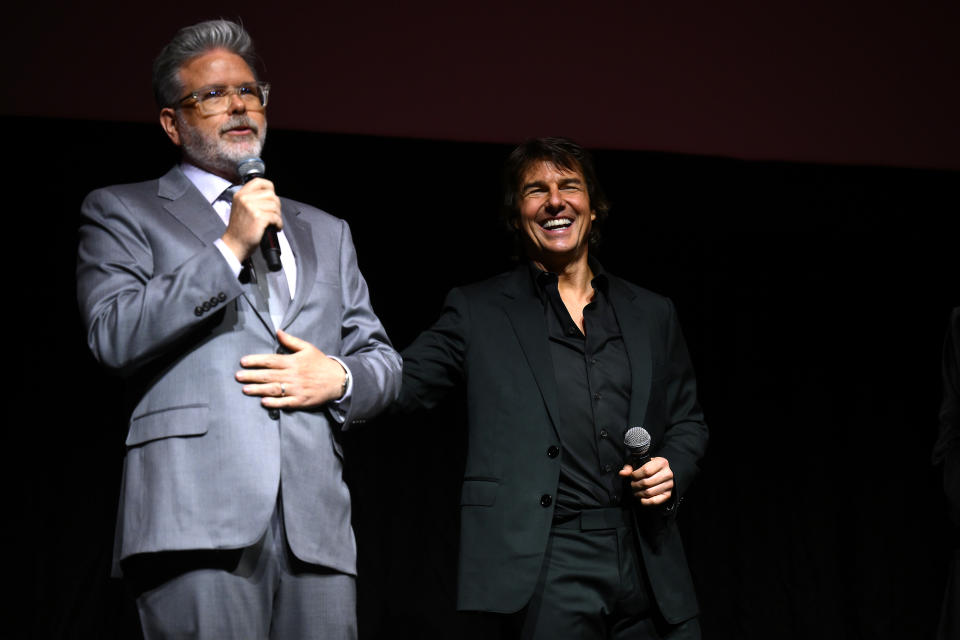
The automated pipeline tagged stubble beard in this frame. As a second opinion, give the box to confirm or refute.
[177,113,267,180]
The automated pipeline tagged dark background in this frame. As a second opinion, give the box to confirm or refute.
[19,118,958,639]
[10,1,960,638]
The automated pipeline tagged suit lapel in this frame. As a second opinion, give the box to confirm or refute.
[607,277,653,430]
[500,266,562,437]
[278,199,316,330]
[158,166,225,246]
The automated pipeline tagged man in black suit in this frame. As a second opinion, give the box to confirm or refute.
[397,137,708,638]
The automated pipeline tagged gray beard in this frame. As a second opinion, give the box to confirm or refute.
[177,114,267,180]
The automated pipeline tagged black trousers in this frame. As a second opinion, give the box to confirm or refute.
[459,507,700,640]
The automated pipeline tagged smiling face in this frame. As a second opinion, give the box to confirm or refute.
[159,48,266,181]
[516,160,597,270]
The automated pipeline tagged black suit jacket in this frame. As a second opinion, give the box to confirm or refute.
[398,264,708,623]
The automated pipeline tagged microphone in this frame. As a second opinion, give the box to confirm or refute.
[624,426,652,470]
[237,156,282,272]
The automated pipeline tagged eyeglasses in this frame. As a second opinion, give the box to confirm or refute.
[175,82,271,116]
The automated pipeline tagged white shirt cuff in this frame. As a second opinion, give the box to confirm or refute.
[326,356,353,423]
[214,238,244,278]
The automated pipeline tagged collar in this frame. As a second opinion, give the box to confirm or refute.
[528,257,610,303]
[180,162,234,206]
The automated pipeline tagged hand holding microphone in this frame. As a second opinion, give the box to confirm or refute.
[619,426,675,506]
[221,157,282,267]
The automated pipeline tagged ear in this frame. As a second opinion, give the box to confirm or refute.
[159,108,182,146]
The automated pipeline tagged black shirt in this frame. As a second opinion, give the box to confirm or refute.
[532,262,632,519]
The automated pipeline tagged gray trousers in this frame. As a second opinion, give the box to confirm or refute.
[127,503,356,640]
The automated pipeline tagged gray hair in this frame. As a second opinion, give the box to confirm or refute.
[152,19,259,108]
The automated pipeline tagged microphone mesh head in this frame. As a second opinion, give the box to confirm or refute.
[237,157,265,182]
[624,426,651,454]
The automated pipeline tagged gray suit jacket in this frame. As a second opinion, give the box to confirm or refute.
[398,265,706,623]
[77,166,401,576]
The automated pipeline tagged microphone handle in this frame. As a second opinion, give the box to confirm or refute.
[238,165,282,272]
[260,227,282,272]
[628,452,651,470]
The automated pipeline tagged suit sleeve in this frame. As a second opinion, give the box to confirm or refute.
[655,299,709,501]
[76,187,245,375]
[334,221,403,426]
[395,288,470,413]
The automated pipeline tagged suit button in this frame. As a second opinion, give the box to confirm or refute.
[604,463,614,473]
[218,292,227,302]
[599,429,609,439]
[202,301,211,311]
[194,306,203,316]
[268,408,280,420]
[546,445,560,459]
[540,494,552,507]
[209,296,219,306]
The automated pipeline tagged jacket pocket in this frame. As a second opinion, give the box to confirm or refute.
[460,479,499,506]
[126,403,209,446]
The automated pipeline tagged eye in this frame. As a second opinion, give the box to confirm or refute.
[199,87,227,101]
[237,85,256,97]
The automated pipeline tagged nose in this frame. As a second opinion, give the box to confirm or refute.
[545,186,564,213]
[227,90,247,114]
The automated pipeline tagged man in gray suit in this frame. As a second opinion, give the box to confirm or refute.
[76,19,401,639]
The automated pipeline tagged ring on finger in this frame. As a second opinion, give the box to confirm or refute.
[280,383,286,397]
